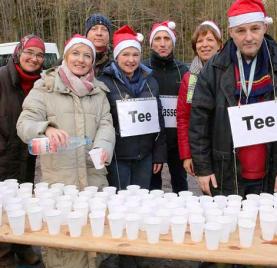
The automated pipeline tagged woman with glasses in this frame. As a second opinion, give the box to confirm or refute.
[0,34,45,266]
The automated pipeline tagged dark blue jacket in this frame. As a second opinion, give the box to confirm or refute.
[99,62,167,163]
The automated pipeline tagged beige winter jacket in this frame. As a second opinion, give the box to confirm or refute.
[17,67,115,189]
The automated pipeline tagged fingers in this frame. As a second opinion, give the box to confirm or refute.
[45,127,69,151]
[274,176,277,193]
[197,175,214,196]
[153,164,162,174]
[100,150,109,165]
[210,174,218,189]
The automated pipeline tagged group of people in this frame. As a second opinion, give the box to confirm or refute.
[0,0,277,267]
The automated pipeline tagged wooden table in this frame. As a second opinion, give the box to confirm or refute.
[0,217,276,267]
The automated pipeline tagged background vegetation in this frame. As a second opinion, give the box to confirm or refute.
[0,0,276,62]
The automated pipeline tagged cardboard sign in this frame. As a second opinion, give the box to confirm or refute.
[116,97,160,137]
[228,100,277,148]
[160,95,177,128]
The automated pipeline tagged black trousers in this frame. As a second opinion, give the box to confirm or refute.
[150,147,188,193]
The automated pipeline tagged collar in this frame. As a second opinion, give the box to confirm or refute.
[149,50,175,68]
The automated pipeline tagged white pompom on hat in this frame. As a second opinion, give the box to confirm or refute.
[113,25,143,59]
[149,20,177,46]
[227,0,273,28]
[63,34,96,64]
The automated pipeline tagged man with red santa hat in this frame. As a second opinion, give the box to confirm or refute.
[189,0,277,197]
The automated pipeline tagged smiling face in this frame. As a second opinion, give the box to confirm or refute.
[116,47,141,78]
[65,44,93,76]
[86,24,110,52]
[229,22,267,60]
[19,47,44,73]
[196,30,221,63]
[151,30,173,57]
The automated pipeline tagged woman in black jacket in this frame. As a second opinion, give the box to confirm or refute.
[99,25,167,190]
[0,34,45,266]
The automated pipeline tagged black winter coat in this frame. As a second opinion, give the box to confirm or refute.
[189,36,277,195]
[99,62,167,163]
[144,52,188,150]
[0,58,36,182]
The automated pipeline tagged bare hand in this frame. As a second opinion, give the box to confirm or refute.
[100,149,109,165]
[183,158,195,176]
[153,163,162,174]
[274,176,277,193]
[197,174,217,196]
[45,127,69,151]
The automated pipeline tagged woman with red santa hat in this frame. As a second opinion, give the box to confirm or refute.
[0,34,45,266]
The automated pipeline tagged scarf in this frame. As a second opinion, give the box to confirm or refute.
[112,62,148,97]
[15,64,41,96]
[186,56,203,103]
[95,50,110,77]
[231,40,273,104]
[58,60,94,97]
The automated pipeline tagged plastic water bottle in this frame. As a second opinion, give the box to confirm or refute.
[28,136,92,155]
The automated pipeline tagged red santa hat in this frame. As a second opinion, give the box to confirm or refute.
[113,25,144,59]
[64,34,96,63]
[227,0,273,28]
[149,21,176,46]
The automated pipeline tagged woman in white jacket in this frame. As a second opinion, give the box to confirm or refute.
[17,34,115,268]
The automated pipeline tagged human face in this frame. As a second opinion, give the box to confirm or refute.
[117,47,141,78]
[65,44,93,76]
[19,47,44,72]
[196,31,221,63]
[229,22,267,60]
[151,31,173,57]
[87,24,110,52]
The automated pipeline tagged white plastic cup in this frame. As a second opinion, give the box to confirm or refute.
[238,219,255,248]
[57,195,72,203]
[189,215,205,242]
[260,213,277,241]
[216,215,233,243]
[8,209,25,235]
[213,195,227,210]
[19,182,33,191]
[50,182,65,192]
[260,193,274,201]
[223,206,239,232]
[155,209,170,234]
[199,195,213,206]
[35,182,49,190]
[27,206,42,231]
[138,206,152,231]
[0,204,2,226]
[79,190,93,199]
[238,211,256,224]
[178,190,193,198]
[56,200,72,225]
[204,222,222,250]
[103,186,117,196]
[171,207,189,218]
[67,211,83,237]
[108,213,125,238]
[63,184,77,191]
[126,185,140,195]
[227,194,242,203]
[144,217,161,244]
[73,202,88,226]
[125,213,140,240]
[149,189,164,198]
[170,216,187,244]
[84,186,98,195]
[164,192,178,201]
[205,208,222,223]
[6,204,24,215]
[89,148,104,169]
[89,211,105,237]
[89,201,106,214]
[40,198,56,221]
[64,188,79,200]
[45,209,62,235]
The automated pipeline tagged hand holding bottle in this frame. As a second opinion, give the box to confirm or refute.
[45,127,69,149]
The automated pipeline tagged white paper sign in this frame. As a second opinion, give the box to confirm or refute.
[160,95,177,128]
[116,97,160,137]
[228,100,277,148]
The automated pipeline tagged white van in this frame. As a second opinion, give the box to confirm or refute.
[0,42,60,69]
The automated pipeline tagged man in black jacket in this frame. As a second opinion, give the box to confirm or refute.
[190,0,277,197]
[144,20,189,193]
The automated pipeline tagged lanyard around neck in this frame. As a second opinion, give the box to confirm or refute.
[236,50,257,102]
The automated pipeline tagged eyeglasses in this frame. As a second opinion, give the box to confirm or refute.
[22,50,45,61]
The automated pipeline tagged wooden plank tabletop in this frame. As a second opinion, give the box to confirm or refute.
[0,217,276,266]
